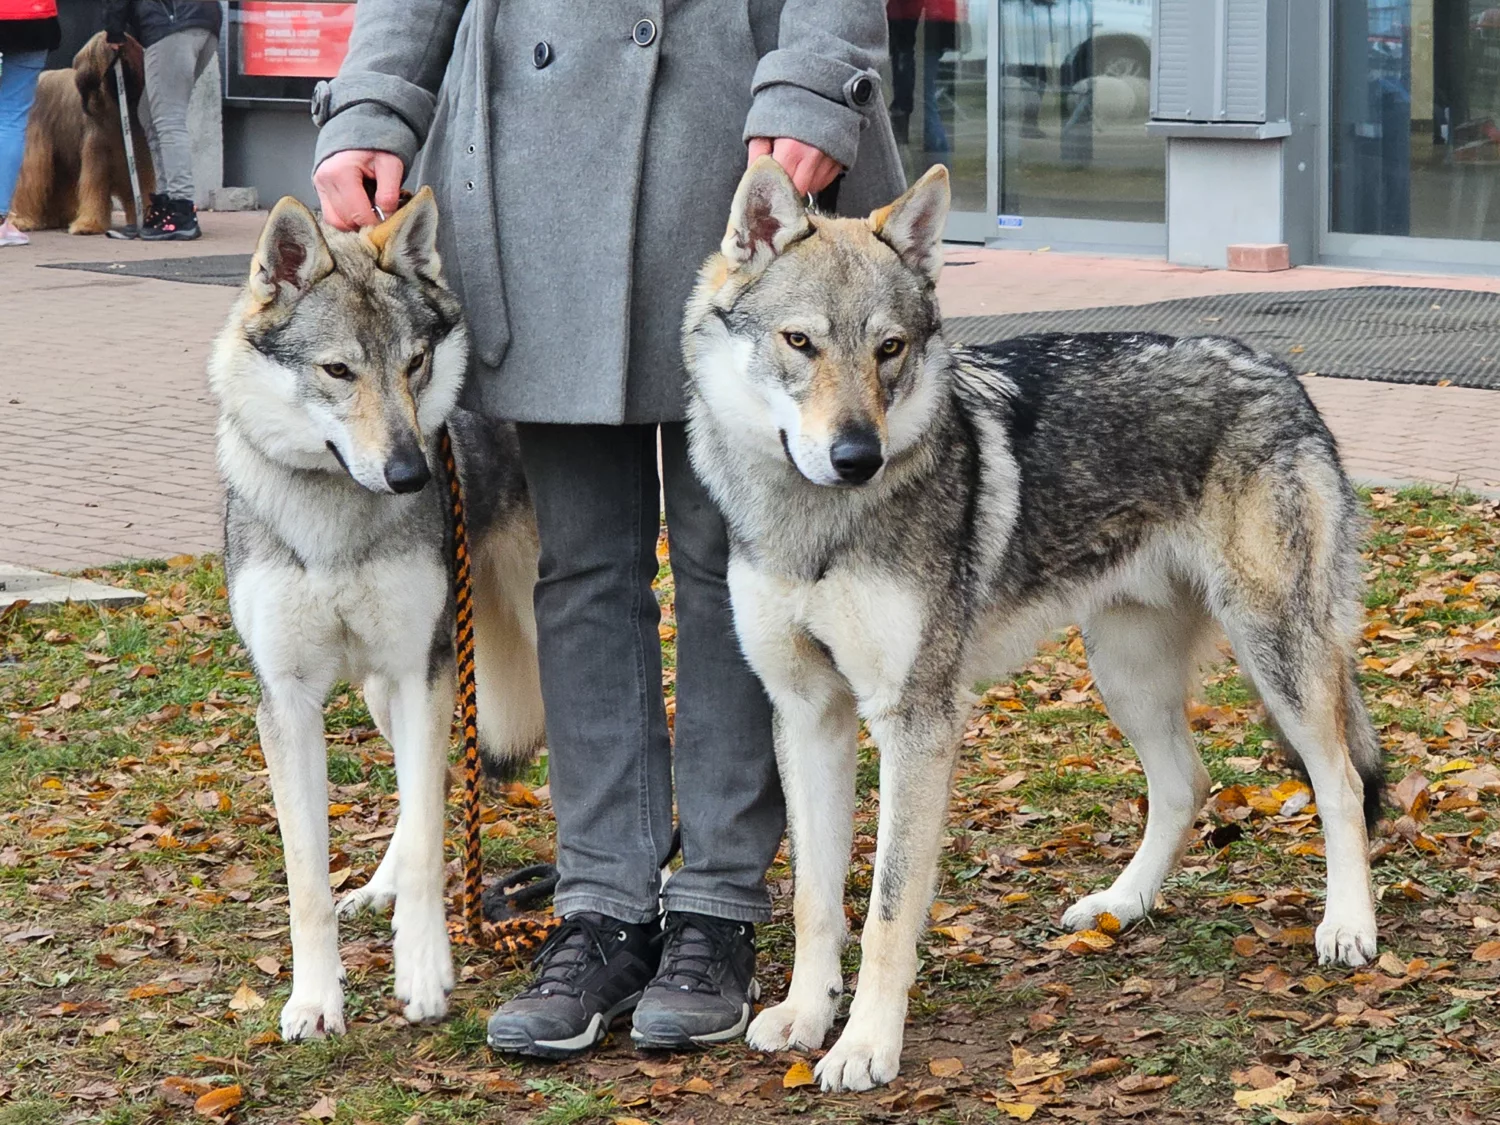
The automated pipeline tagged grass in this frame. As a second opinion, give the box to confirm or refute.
[3,488,1500,1122]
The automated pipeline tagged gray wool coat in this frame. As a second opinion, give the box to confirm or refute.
[312,0,906,425]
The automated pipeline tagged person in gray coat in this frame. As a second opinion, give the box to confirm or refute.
[312,0,905,1058]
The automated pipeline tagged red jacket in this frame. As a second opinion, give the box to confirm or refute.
[0,0,58,18]
[887,0,962,22]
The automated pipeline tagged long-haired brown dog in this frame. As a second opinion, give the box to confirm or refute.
[8,32,156,235]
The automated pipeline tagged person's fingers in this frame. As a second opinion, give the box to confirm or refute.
[370,152,405,217]
[770,138,811,194]
[805,157,844,196]
[746,137,773,165]
[328,177,378,231]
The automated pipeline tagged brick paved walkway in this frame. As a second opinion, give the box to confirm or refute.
[4,218,1500,571]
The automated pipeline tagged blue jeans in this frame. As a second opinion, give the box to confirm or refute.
[0,49,46,216]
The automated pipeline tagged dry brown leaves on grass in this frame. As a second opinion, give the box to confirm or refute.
[3,490,1500,1123]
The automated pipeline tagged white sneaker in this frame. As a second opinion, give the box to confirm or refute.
[0,219,29,247]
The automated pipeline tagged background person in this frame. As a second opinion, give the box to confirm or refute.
[0,0,59,247]
[312,0,904,1059]
[103,0,219,240]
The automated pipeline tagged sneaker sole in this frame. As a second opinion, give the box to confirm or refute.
[487,989,643,1060]
[630,980,760,1051]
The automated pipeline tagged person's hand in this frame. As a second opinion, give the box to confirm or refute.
[747,138,843,196]
[313,149,405,231]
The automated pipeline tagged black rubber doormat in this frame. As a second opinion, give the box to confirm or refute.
[945,286,1500,390]
[41,253,252,287]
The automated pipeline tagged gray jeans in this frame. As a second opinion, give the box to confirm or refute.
[143,28,216,200]
[515,422,785,924]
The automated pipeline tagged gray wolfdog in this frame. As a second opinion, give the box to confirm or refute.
[683,159,1383,1091]
[208,190,543,1040]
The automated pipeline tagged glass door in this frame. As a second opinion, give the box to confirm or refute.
[885,0,1166,248]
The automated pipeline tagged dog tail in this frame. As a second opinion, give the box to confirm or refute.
[468,527,546,784]
[1262,657,1384,833]
[1340,658,1386,832]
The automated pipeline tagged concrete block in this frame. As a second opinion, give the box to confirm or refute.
[0,564,145,616]
[208,186,261,212]
[1227,243,1292,272]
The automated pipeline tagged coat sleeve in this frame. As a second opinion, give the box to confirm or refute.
[102,0,129,44]
[742,0,889,170]
[312,0,466,172]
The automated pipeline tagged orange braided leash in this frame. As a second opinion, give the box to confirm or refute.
[441,428,561,959]
[442,427,486,940]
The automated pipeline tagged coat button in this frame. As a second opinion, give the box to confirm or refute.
[850,76,874,106]
[632,18,656,46]
[532,41,551,68]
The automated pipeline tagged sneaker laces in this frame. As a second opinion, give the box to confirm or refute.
[520,914,625,1000]
[655,914,745,994]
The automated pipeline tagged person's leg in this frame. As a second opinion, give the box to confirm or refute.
[656,422,783,921]
[0,50,48,242]
[630,423,784,1049]
[487,422,673,1059]
[517,422,675,923]
[142,28,211,200]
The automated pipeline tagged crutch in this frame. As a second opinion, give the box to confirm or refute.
[110,54,146,239]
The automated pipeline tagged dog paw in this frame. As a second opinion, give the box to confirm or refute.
[814,1021,904,1093]
[1316,912,1377,968]
[1061,887,1152,933]
[280,981,347,1041]
[336,878,396,919]
[747,996,837,1054]
[67,220,106,236]
[393,917,455,1025]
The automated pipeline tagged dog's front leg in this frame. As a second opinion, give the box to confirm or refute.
[815,701,964,1093]
[259,683,346,1040]
[386,669,457,1024]
[746,676,859,1054]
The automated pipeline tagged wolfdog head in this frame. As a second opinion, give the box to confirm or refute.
[209,188,467,494]
[683,159,951,488]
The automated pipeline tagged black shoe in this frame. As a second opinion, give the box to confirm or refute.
[631,912,759,1050]
[486,912,659,1060]
[141,196,200,241]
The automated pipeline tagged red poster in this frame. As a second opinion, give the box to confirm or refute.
[240,2,356,78]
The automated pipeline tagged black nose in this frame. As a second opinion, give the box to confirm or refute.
[829,425,884,484]
[384,446,431,493]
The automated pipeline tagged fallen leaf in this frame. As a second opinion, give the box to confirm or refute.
[194,1085,243,1117]
[160,1077,211,1108]
[783,1061,815,1088]
[1234,1076,1296,1108]
[1117,1074,1178,1094]
[89,1017,122,1037]
[996,1102,1038,1121]
[301,1094,336,1121]
[228,982,265,1012]
[253,955,281,976]
[1474,941,1500,962]
[929,1057,964,1077]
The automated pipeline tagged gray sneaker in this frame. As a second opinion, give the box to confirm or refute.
[631,912,760,1050]
[487,912,659,1060]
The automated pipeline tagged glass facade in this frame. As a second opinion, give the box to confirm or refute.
[1332,0,1500,242]
[885,0,1164,232]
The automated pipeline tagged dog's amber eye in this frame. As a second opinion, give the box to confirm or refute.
[880,338,906,358]
[783,332,811,350]
[407,352,427,375]
[321,363,353,380]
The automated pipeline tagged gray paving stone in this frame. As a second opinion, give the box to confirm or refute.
[0,564,145,616]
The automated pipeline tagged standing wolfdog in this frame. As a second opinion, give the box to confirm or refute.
[683,159,1383,1091]
[209,191,543,1040]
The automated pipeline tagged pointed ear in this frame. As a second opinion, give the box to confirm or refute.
[368,186,442,282]
[249,196,334,304]
[721,156,810,273]
[869,165,950,283]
